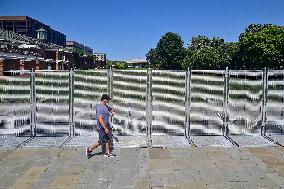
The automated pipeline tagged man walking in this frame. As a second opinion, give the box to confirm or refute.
[86,94,115,158]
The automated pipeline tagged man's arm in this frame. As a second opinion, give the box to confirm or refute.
[98,116,109,133]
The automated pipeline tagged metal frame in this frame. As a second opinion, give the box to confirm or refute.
[223,67,229,136]
[107,68,113,129]
[261,67,268,136]
[146,67,153,146]
[1,68,284,144]
[30,69,36,137]
[185,67,191,139]
[68,69,75,137]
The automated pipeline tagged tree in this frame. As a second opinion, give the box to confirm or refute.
[146,32,186,70]
[237,24,284,69]
[183,36,238,69]
[145,48,159,69]
[106,60,128,69]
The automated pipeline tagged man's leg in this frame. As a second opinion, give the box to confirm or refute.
[105,140,110,155]
[89,141,100,151]
[86,129,104,158]
[104,131,114,157]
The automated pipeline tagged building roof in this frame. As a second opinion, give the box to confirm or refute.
[36,28,47,32]
[18,44,41,49]
[0,28,65,49]
[126,58,147,64]
[0,16,28,21]
[0,52,41,60]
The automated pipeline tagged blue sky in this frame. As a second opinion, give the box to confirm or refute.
[1,0,284,60]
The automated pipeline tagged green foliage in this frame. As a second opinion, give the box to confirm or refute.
[146,24,284,70]
[73,48,95,70]
[107,60,128,69]
[183,36,238,69]
[146,32,186,70]
[74,48,84,56]
[146,48,159,69]
[237,24,284,69]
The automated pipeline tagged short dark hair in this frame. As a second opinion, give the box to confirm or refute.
[101,94,111,101]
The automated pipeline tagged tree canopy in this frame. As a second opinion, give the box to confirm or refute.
[146,24,284,70]
[183,36,238,70]
[106,60,128,69]
[146,32,186,70]
[237,24,284,69]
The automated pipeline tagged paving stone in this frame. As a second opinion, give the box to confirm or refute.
[230,136,276,147]
[149,147,171,159]
[119,147,140,157]
[113,170,136,187]
[254,176,281,187]
[168,148,192,158]
[0,135,30,148]
[0,146,283,188]
[150,159,174,173]
[152,135,191,147]
[8,166,48,189]
[174,169,199,182]
[23,136,69,148]
[265,172,284,187]
[266,147,284,161]
[150,172,176,187]
[176,180,207,189]
[269,135,284,146]
[191,136,233,147]
[137,177,150,189]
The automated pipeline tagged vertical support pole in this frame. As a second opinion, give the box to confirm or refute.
[146,67,152,146]
[107,68,113,98]
[12,71,16,132]
[69,69,75,137]
[30,69,36,137]
[223,67,229,136]
[261,67,268,136]
[107,68,113,128]
[185,68,191,139]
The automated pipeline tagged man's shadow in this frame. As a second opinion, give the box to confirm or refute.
[88,151,103,158]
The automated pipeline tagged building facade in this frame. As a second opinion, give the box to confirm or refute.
[66,41,93,56]
[0,28,73,76]
[126,58,148,68]
[93,53,106,68]
[0,16,66,47]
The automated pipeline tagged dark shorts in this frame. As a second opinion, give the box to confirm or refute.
[97,128,113,145]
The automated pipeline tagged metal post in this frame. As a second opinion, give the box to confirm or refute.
[146,67,152,146]
[30,69,36,137]
[223,67,229,136]
[12,71,16,131]
[261,67,268,136]
[185,68,191,139]
[107,68,113,128]
[107,68,113,98]
[68,69,75,137]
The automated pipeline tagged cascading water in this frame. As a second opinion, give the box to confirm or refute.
[112,70,147,135]
[0,69,283,146]
[266,70,284,134]
[0,71,31,135]
[228,71,263,135]
[35,71,70,136]
[190,70,224,135]
[151,70,186,135]
[73,70,108,135]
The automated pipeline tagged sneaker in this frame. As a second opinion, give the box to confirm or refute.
[86,147,91,158]
[104,153,115,158]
